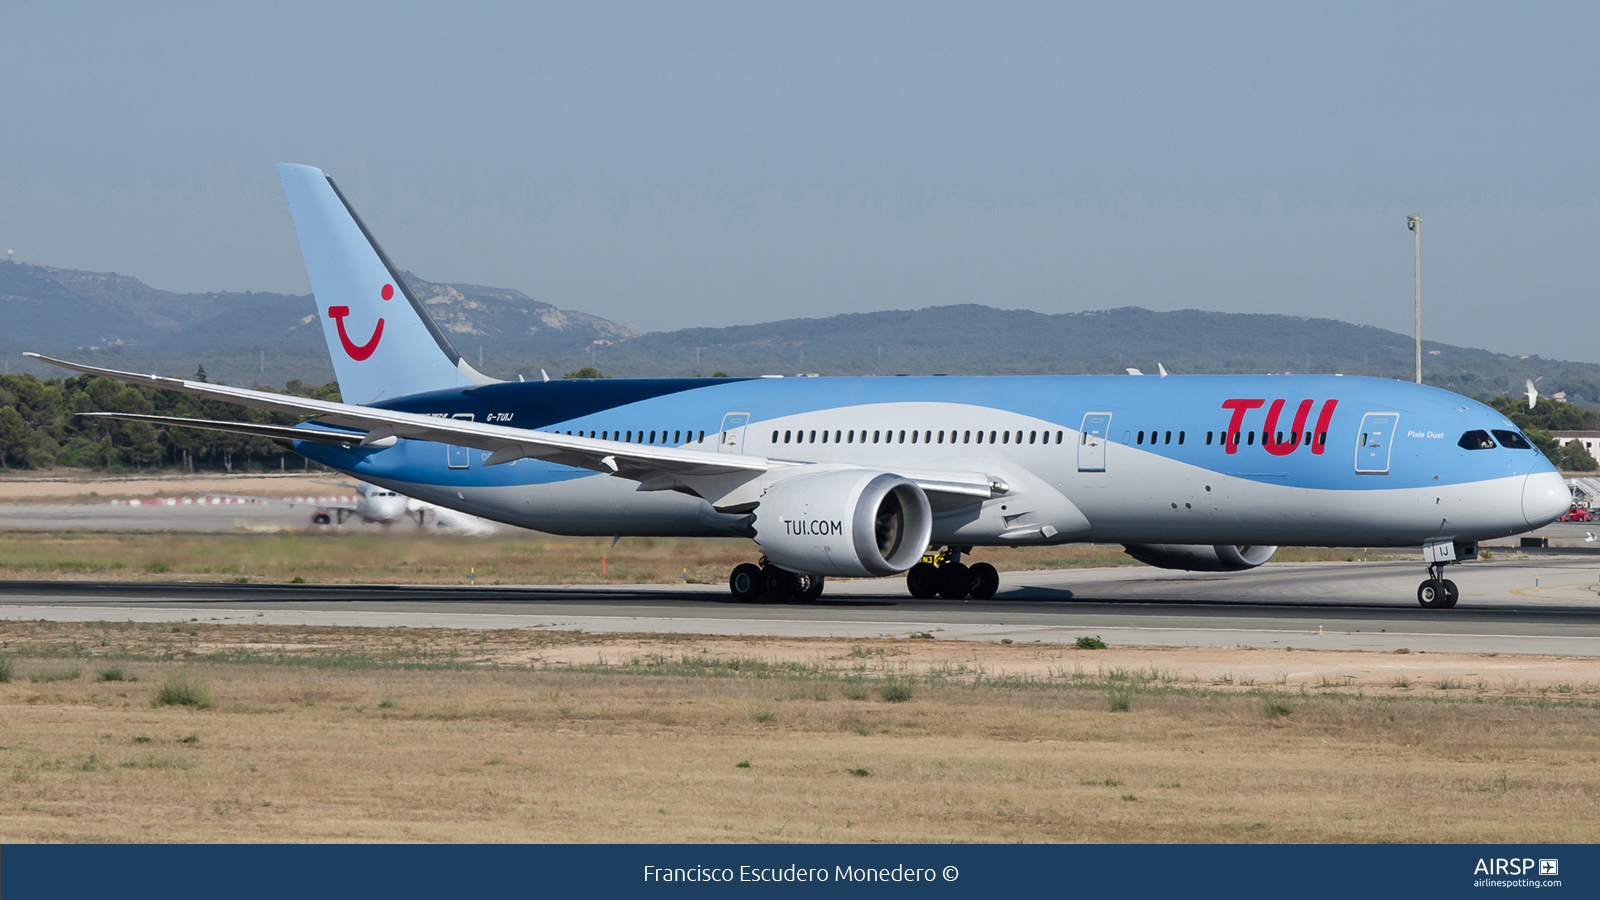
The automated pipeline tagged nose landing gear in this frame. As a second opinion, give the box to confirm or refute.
[1417,566,1459,609]
[1416,540,1471,609]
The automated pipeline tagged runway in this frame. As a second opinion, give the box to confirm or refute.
[5,553,1600,655]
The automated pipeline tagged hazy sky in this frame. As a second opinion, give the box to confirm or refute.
[4,3,1598,360]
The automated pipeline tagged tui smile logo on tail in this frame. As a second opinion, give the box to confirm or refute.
[328,283,392,361]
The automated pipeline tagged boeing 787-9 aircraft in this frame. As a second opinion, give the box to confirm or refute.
[29,164,1570,608]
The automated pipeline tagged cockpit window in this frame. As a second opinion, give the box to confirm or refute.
[1491,429,1533,450]
[1458,430,1496,450]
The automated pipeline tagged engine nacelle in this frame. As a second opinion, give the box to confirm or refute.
[752,470,933,577]
[1123,543,1278,572]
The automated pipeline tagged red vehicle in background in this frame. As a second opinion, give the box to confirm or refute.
[1559,505,1593,523]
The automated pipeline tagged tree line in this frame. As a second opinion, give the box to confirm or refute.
[1484,396,1599,471]
[0,367,339,473]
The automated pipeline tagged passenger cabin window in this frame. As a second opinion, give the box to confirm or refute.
[1459,430,1496,450]
[1491,429,1533,450]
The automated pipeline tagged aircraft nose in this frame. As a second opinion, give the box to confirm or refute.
[1522,470,1570,528]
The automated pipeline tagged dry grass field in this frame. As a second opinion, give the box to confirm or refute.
[0,531,1400,585]
[1,620,1598,843]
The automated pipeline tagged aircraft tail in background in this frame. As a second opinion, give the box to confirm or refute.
[277,163,494,403]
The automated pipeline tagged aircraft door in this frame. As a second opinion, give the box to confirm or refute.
[1355,412,1398,474]
[717,412,750,455]
[1078,413,1111,472]
[447,413,473,469]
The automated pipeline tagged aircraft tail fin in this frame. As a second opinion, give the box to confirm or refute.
[277,163,494,404]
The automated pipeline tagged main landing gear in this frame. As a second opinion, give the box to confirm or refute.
[729,560,825,603]
[906,548,999,601]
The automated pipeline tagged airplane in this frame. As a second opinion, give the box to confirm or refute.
[28,163,1571,609]
[307,481,502,535]
[306,481,412,527]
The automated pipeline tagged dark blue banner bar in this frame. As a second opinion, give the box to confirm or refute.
[2,843,1590,899]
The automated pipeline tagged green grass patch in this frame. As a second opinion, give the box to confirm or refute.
[1075,635,1108,650]
[152,670,212,709]
[879,681,914,703]
[1108,683,1135,712]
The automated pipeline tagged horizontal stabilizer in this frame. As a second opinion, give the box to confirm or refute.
[76,412,363,446]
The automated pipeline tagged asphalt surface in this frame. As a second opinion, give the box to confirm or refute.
[4,553,1600,655]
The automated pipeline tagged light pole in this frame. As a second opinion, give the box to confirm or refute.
[1407,214,1421,384]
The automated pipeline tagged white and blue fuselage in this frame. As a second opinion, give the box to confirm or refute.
[296,372,1567,550]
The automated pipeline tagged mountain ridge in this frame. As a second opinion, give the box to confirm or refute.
[3,260,1596,408]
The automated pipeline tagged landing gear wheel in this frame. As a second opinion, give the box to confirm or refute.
[798,574,825,602]
[729,563,764,602]
[1417,578,1447,609]
[937,562,972,600]
[763,566,799,602]
[906,562,940,600]
[969,562,1000,600]
[1441,578,1459,609]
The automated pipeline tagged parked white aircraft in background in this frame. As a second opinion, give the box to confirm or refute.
[309,481,501,535]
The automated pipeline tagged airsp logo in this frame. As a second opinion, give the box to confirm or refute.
[1473,858,1545,876]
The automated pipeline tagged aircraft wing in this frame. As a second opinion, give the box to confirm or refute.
[35,353,1007,502]
[31,353,769,479]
